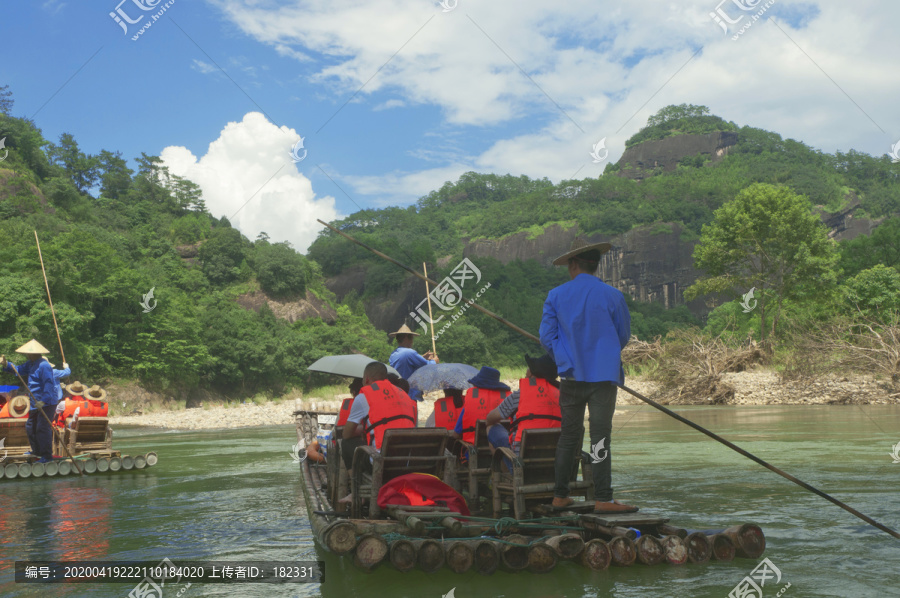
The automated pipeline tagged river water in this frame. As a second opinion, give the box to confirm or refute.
[1,405,898,598]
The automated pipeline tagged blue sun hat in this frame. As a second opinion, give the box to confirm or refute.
[467,367,511,391]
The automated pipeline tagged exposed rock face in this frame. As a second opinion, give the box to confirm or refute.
[616,132,738,180]
[816,200,882,241]
[235,289,338,324]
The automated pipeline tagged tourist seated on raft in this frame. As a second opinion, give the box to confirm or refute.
[339,361,418,503]
[426,387,464,429]
[485,354,561,457]
[451,367,510,462]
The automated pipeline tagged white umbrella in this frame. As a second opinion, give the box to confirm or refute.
[307,354,400,378]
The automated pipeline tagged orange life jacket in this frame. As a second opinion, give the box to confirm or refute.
[510,377,561,442]
[461,387,508,444]
[336,397,353,426]
[361,382,416,451]
[55,397,108,427]
[432,397,459,430]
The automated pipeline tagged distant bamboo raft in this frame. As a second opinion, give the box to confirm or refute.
[0,454,159,480]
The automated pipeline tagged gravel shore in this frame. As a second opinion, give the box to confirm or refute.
[108,369,898,431]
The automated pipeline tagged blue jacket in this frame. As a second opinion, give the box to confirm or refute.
[540,273,630,384]
[3,359,59,409]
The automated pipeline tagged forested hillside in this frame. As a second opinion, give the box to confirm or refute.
[2,90,898,399]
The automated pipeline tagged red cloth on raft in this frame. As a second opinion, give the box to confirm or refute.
[376,473,470,516]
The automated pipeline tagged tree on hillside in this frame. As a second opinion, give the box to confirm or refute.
[47,133,100,193]
[254,240,315,298]
[198,226,248,284]
[0,85,13,115]
[685,183,838,344]
[98,150,134,199]
[646,104,710,127]
[839,217,900,276]
[842,264,900,317]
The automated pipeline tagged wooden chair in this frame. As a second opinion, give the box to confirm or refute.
[0,419,32,458]
[56,417,112,456]
[491,428,594,520]
[455,419,510,505]
[351,428,456,519]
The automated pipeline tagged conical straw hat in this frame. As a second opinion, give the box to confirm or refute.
[8,396,29,417]
[85,385,108,402]
[15,339,50,354]
[552,237,612,266]
[67,381,87,395]
[388,323,420,337]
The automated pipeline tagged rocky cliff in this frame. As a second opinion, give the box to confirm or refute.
[616,132,738,180]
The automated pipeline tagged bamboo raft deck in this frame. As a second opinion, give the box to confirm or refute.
[0,452,159,480]
[294,406,767,574]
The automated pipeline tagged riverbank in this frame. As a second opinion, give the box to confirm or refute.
[107,369,899,430]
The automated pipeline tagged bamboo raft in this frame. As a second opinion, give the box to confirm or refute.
[294,406,766,574]
[0,452,159,480]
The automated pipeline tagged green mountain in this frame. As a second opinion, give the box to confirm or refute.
[2,94,898,398]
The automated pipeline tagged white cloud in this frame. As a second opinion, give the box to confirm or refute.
[191,59,218,74]
[160,112,341,252]
[209,0,900,205]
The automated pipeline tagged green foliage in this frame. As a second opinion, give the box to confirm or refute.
[839,217,900,277]
[841,264,900,316]
[686,183,839,342]
[199,226,249,284]
[253,241,316,298]
[627,296,698,339]
[626,104,737,148]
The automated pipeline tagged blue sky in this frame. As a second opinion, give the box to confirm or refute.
[1,0,897,251]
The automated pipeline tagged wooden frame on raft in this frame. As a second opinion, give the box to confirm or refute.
[350,428,457,519]
[455,419,510,505]
[491,427,593,519]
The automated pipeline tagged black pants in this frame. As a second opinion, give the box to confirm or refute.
[554,381,617,502]
[25,405,56,459]
[340,436,371,474]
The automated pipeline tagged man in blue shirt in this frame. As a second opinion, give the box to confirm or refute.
[540,238,634,514]
[388,324,438,400]
[0,340,61,463]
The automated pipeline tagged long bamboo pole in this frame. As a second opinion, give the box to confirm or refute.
[10,368,83,476]
[34,231,66,364]
[318,219,900,540]
[422,262,438,359]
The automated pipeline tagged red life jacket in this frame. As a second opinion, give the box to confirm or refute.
[432,397,459,430]
[361,382,416,451]
[336,397,353,426]
[510,377,561,442]
[461,387,508,444]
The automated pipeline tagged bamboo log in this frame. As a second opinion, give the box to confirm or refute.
[414,539,445,573]
[657,524,688,539]
[635,535,664,566]
[83,459,97,474]
[709,534,736,562]
[440,517,463,534]
[444,541,474,574]
[545,533,584,559]
[609,536,636,567]
[723,524,766,559]
[31,462,45,478]
[660,535,688,565]
[323,521,358,555]
[17,462,32,478]
[353,534,388,572]
[584,522,638,541]
[145,452,158,467]
[389,539,417,572]
[58,461,72,476]
[351,520,423,537]
[96,458,109,473]
[44,461,58,476]
[500,534,530,572]
[122,455,135,470]
[3,463,17,478]
[685,532,711,564]
[108,457,122,472]
[527,541,558,574]
[473,540,500,575]
[580,539,611,571]
[134,455,147,469]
